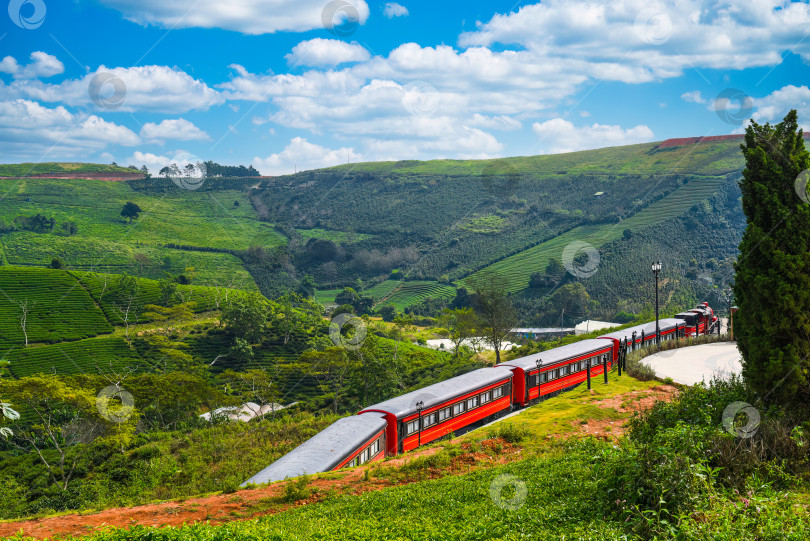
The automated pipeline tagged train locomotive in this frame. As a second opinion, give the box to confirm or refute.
[242,303,719,485]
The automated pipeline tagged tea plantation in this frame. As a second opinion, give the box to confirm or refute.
[0,267,111,347]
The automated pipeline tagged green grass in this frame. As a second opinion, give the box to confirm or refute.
[3,336,147,377]
[314,288,342,306]
[326,139,745,177]
[460,214,507,234]
[464,175,727,292]
[0,162,136,176]
[476,372,659,447]
[0,267,112,347]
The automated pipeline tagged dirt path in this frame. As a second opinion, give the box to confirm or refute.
[0,385,679,540]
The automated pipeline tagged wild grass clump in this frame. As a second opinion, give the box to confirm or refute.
[280,475,312,503]
[492,422,530,444]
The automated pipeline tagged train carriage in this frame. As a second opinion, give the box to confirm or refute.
[359,367,514,454]
[241,413,387,486]
[496,339,613,407]
[598,318,686,360]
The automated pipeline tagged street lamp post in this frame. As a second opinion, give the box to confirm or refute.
[416,400,424,447]
[535,359,542,398]
[652,260,662,346]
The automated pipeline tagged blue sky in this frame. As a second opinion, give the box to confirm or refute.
[2,0,810,175]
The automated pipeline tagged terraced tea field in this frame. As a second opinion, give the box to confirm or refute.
[364,280,403,302]
[5,336,147,377]
[463,175,729,292]
[0,267,111,347]
[383,281,456,310]
[71,271,248,323]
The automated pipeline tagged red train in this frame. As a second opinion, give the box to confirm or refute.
[243,304,718,485]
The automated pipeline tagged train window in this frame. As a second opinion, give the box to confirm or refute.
[481,391,492,403]
[438,407,451,421]
[493,386,503,399]
[422,412,437,428]
[467,396,479,410]
[405,420,418,435]
[370,439,380,457]
[453,402,466,415]
[540,372,548,383]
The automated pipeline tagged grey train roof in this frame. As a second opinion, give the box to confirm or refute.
[598,319,682,341]
[241,413,387,486]
[361,367,514,419]
[496,339,612,371]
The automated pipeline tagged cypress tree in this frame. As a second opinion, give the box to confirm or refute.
[734,110,810,409]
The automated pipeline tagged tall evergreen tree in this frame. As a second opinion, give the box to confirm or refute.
[734,109,810,409]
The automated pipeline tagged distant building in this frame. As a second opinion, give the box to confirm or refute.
[510,327,575,340]
[574,320,622,335]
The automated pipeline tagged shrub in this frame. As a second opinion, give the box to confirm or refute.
[493,422,530,444]
[280,475,312,503]
[625,354,656,381]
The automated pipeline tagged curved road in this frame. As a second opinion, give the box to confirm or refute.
[641,341,743,386]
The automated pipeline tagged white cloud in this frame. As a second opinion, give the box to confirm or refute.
[253,137,361,176]
[140,118,210,142]
[0,99,140,158]
[469,113,521,131]
[0,65,222,113]
[681,90,706,104]
[120,150,208,176]
[383,3,409,18]
[531,118,654,154]
[459,0,810,82]
[751,85,810,129]
[98,0,370,34]
[286,39,370,67]
[0,52,64,80]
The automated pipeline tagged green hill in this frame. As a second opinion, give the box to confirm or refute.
[0,138,747,315]
[250,137,744,314]
[0,162,136,177]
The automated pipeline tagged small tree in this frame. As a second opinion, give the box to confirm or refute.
[17,299,34,347]
[378,304,397,322]
[60,221,78,236]
[120,201,143,223]
[468,271,519,363]
[3,375,136,491]
[111,273,140,345]
[439,307,479,357]
[159,166,170,178]
[221,293,268,343]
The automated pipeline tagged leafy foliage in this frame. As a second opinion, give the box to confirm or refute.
[734,110,810,410]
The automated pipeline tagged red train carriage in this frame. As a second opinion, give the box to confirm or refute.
[598,318,686,360]
[359,367,514,453]
[241,413,388,486]
[496,339,613,407]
